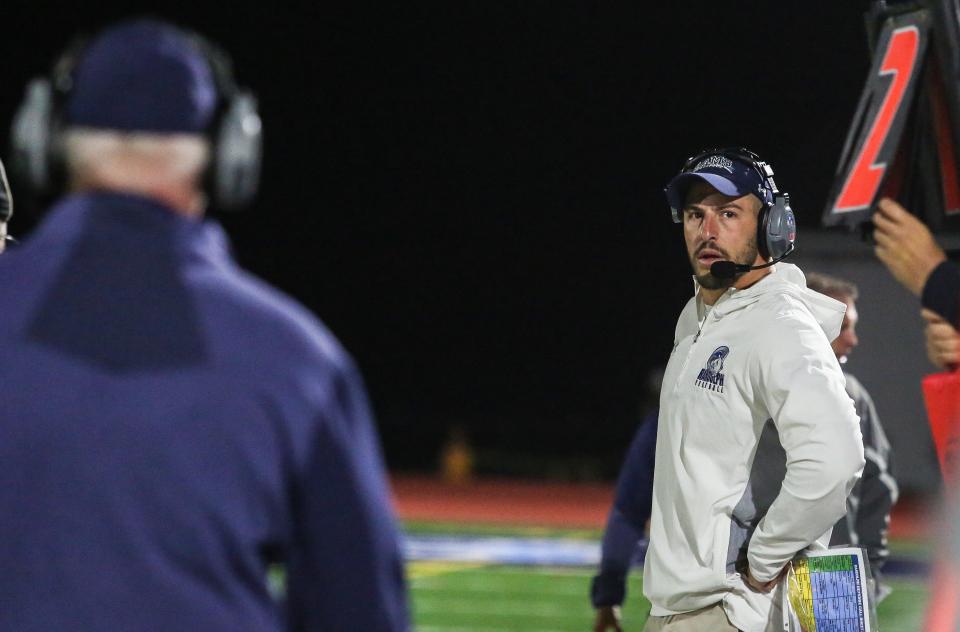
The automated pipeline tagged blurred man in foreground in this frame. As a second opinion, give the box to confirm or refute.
[871,196,960,631]
[0,20,409,631]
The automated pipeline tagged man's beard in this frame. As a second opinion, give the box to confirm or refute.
[690,237,760,290]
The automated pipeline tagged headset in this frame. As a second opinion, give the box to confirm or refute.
[671,147,796,263]
[9,24,262,211]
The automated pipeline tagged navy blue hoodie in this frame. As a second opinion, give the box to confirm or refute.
[0,192,409,631]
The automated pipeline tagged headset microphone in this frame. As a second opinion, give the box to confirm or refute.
[709,243,796,279]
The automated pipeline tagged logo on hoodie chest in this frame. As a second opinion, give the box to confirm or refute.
[695,345,729,393]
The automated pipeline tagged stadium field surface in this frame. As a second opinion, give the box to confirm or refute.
[397,477,934,631]
[409,561,928,631]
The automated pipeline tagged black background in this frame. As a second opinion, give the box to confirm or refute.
[0,2,874,475]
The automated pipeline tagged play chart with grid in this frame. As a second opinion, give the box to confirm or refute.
[788,552,867,632]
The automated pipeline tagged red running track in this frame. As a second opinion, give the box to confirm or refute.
[391,475,933,540]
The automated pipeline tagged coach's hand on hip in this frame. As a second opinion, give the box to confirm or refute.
[744,567,784,593]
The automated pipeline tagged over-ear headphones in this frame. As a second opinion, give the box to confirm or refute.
[10,23,262,211]
[671,147,796,261]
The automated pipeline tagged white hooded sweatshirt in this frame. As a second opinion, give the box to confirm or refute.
[642,263,865,632]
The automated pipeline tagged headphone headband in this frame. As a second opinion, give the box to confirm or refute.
[10,21,262,210]
[680,146,780,208]
[48,27,230,136]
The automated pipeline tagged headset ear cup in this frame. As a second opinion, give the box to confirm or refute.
[212,92,262,210]
[10,79,56,194]
[763,195,796,260]
[756,205,771,260]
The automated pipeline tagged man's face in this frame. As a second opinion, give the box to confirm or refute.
[832,297,859,363]
[682,180,764,289]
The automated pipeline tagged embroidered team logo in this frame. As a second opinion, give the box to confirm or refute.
[696,345,729,392]
[694,155,734,173]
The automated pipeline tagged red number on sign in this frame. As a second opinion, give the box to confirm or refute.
[835,26,921,213]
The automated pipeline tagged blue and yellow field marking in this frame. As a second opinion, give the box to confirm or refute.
[408,561,488,580]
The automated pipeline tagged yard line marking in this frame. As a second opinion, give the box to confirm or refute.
[408,561,487,580]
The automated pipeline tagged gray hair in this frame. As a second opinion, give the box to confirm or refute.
[62,128,210,187]
[806,271,859,302]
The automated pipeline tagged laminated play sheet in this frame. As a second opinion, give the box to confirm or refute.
[782,547,876,632]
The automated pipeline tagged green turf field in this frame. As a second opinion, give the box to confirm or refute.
[409,562,929,631]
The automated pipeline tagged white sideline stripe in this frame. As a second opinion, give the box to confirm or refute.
[404,534,603,566]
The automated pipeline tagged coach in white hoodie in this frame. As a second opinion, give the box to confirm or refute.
[642,149,864,632]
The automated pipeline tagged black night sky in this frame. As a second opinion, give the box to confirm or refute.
[0,2,875,474]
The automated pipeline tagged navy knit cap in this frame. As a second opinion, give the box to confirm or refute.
[64,20,218,134]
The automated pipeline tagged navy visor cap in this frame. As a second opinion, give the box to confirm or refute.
[664,152,770,212]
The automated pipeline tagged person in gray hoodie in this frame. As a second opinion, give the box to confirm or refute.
[805,272,898,601]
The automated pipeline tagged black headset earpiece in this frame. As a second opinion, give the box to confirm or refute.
[10,24,262,211]
[182,31,262,210]
[9,35,87,196]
